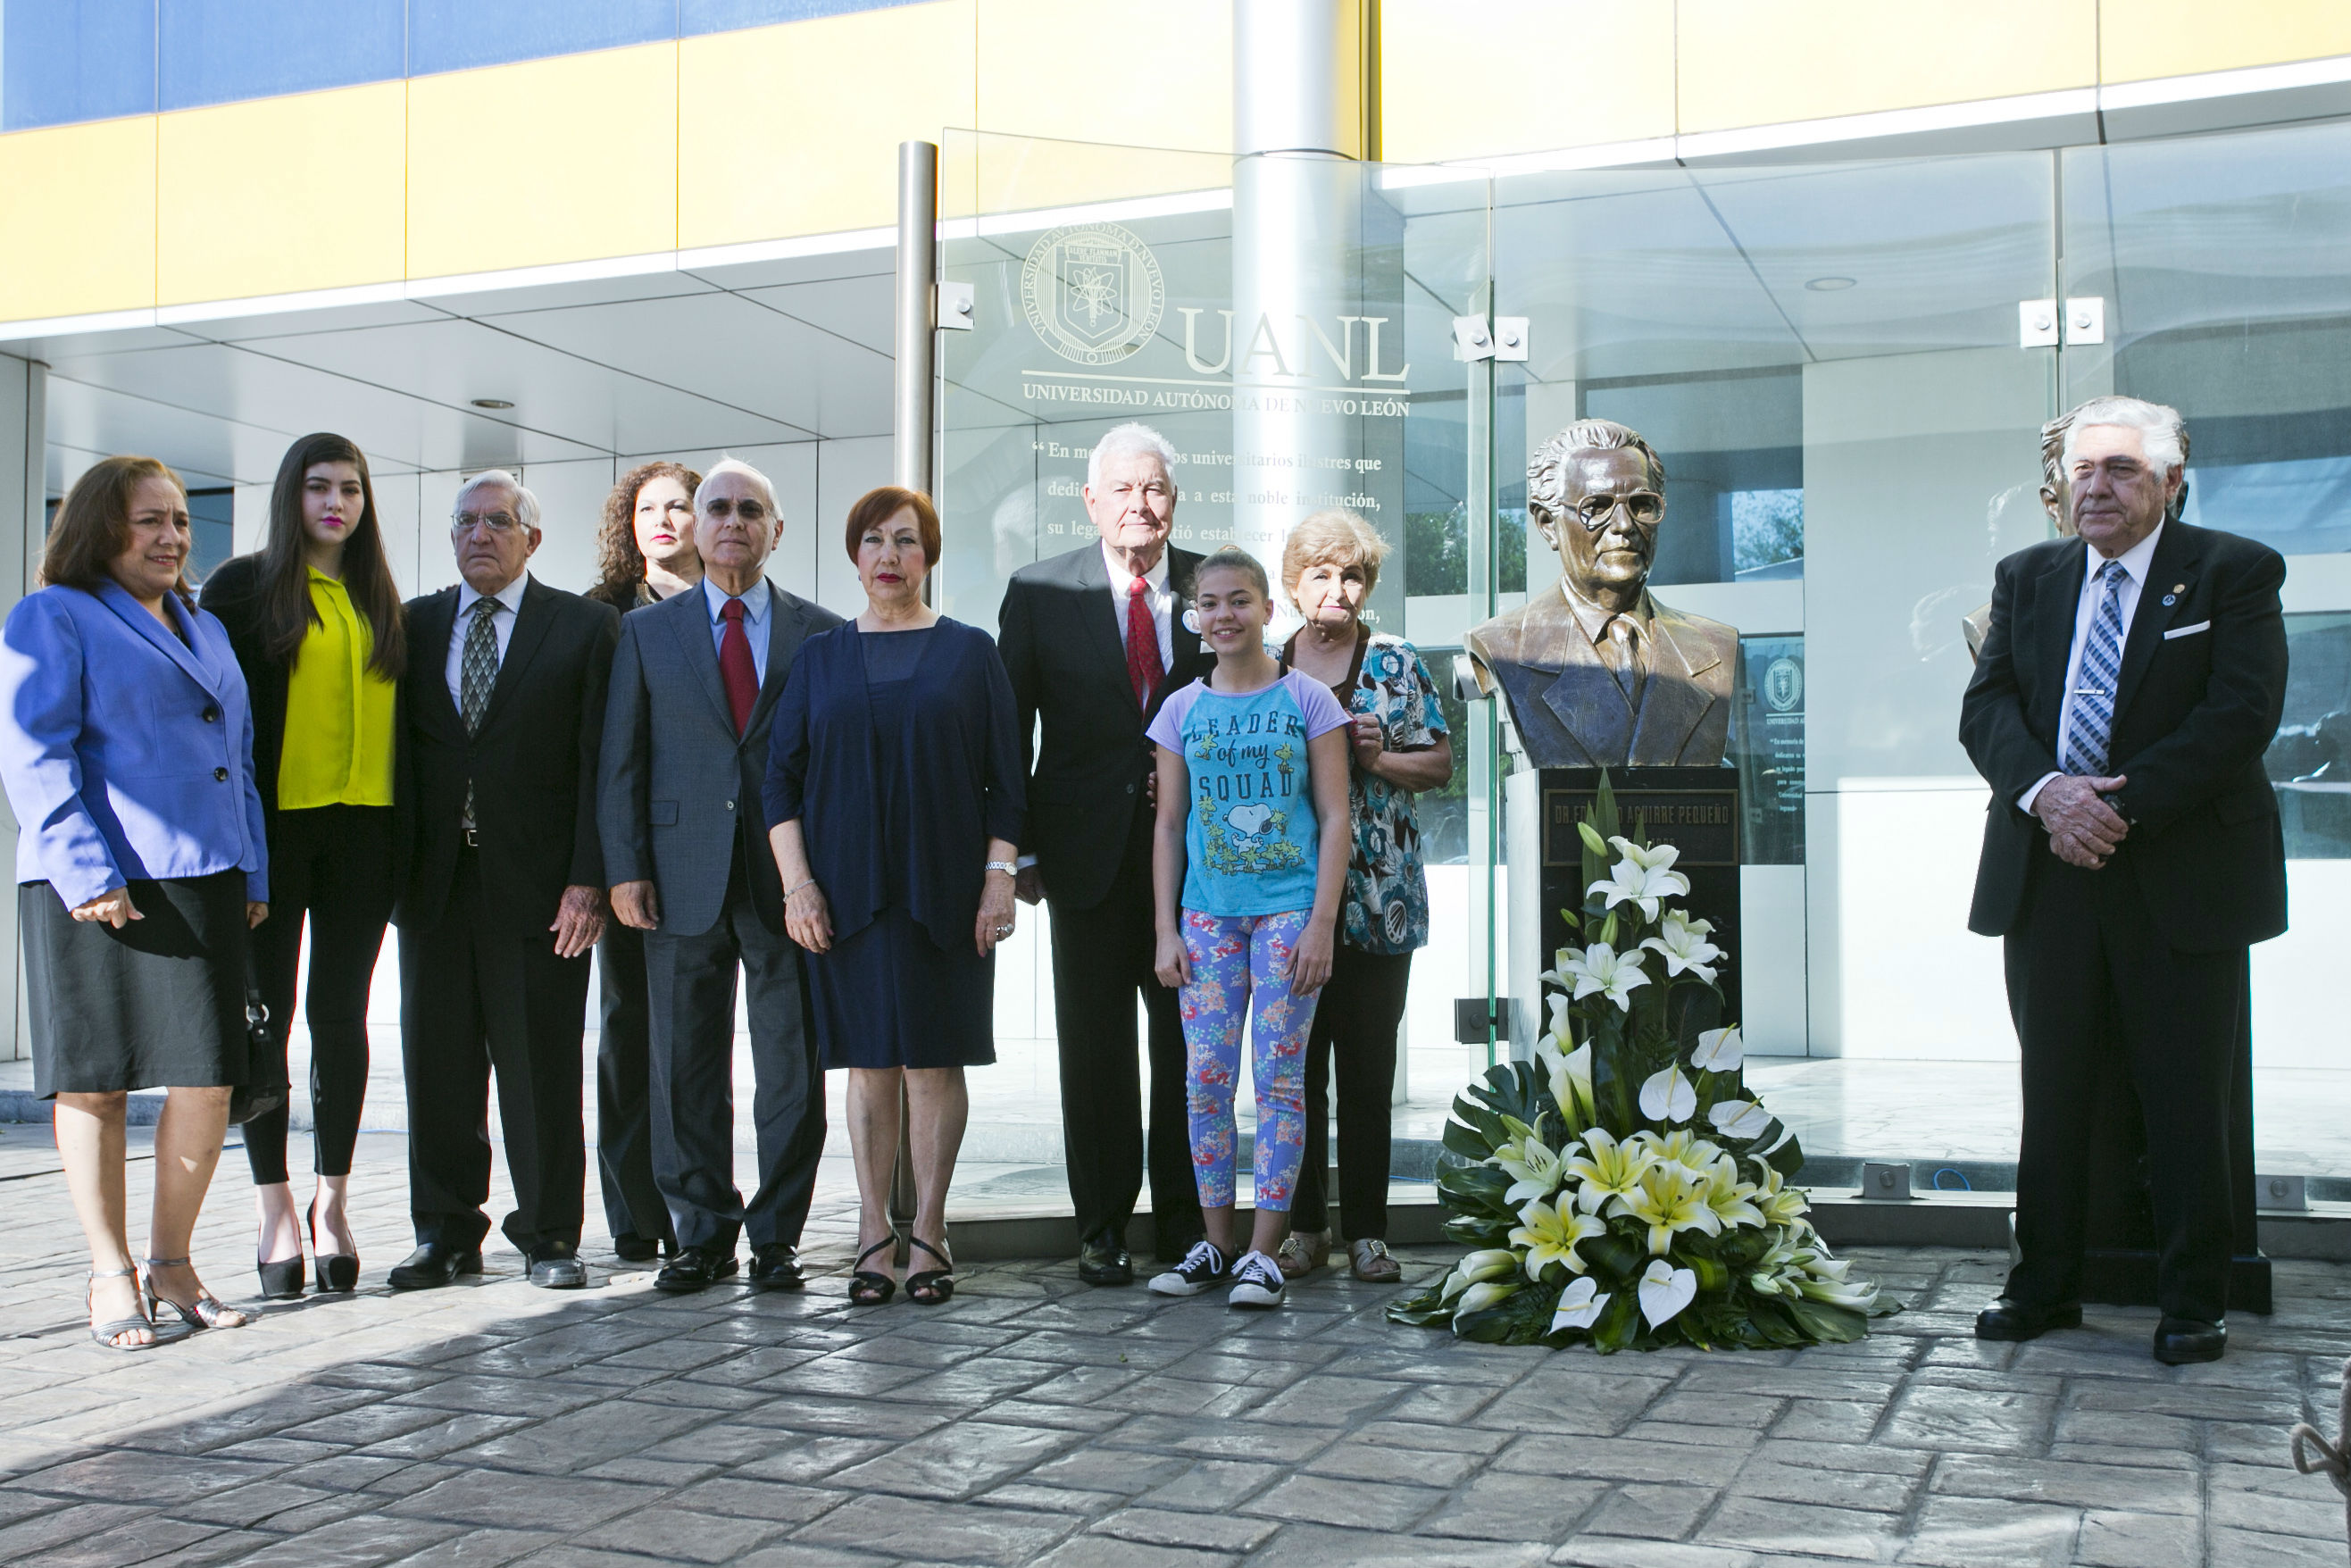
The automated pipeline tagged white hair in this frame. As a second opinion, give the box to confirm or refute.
[453,469,539,530]
[2061,396,2187,477]
[1086,422,1181,492]
[696,456,779,515]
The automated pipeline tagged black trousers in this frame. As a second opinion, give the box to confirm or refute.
[1047,814,1202,1252]
[595,919,672,1248]
[245,805,394,1184]
[644,853,823,1253]
[1292,944,1412,1239]
[2004,855,2239,1323]
[398,850,591,1255]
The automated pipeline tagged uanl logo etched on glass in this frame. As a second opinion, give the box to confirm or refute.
[1021,222,1165,366]
[1762,656,1803,713]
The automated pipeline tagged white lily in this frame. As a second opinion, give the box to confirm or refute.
[1536,1036,1596,1130]
[1555,943,1649,1013]
[1632,1128,1725,1172]
[1749,1161,1813,1232]
[1550,1275,1611,1332]
[1610,1162,1724,1255]
[1509,1197,1607,1280]
[1697,1158,1766,1230]
[1546,991,1573,1044]
[1640,911,1722,982]
[1455,1278,1522,1315]
[1638,1065,1697,1124]
[1563,1127,1657,1214]
[1797,1253,1880,1311]
[1439,1248,1519,1302]
[1747,1236,1810,1297]
[1490,1128,1571,1207]
[1636,1258,1698,1326]
[1707,1097,1772,1140]
[1591,838,1692,922]
[1688,1024,1744,1072]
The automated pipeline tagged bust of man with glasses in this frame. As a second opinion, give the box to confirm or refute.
[1463,420,1738,768]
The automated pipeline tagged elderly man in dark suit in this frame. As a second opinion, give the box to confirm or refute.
[601,457,843,1295]
[1961,395,2288,1366]
[390,470,619,1291]
[998,421,1212,1285]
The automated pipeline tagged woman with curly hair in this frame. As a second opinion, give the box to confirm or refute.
[585,460,701,1261]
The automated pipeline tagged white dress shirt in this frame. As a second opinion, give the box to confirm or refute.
[2019,521,2165,813]
[701,576,773,686]
[1103,541,1174,672]
[445,573,529,710]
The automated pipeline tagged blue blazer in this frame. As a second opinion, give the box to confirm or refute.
[763,618,1024,952]
[0,582,268,909]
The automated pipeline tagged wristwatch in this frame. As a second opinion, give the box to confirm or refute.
[985,860,1019,878]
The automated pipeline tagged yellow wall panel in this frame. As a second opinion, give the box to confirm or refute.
[157,82,405,306]
[408,44,678,279]
[679,3,976,248]
[1379,0,1673,164]
[2101,0,2351,83]
[1678,0,2097,133]
[0,117,155,322]
[976,0,1230,154]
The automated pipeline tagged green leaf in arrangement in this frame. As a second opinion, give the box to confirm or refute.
[1449,1096,1511,1153]
[1442,1116,1497,1163]
[1385,1287,1453,1326]
[1444,1214,1515,1247]
[1592,1285,1640,1354]
[1782,1296,1871,1344]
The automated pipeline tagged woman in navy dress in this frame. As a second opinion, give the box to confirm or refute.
[765,486,1023,1307]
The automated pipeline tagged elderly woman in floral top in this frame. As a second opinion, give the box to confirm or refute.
[1274,510,1454,1281]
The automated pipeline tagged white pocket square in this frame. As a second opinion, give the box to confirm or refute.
[2163,621,2211,640]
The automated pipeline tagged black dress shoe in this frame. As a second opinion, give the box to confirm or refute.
[1973,1297,2083,1342]
[2154,1315,2226,1365]
[654,1244,738,1294]
[527,1248,587,1289]
[1078,1230,1133,1287]
[748,1245,805,1292]
[613,1233,670,1264]
[388,1244,483,1291]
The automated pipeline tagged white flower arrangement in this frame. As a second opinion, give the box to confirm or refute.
[1391,773,1899,1352]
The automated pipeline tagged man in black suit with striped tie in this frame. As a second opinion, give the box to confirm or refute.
[1961,396,2288,1366]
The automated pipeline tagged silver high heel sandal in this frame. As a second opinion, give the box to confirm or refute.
[142,1257,247,1332]
[87,1265,186,1350]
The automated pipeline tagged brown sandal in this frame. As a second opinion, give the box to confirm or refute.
[1349,1239,1402,1283]
[1275,1231,1330,1280]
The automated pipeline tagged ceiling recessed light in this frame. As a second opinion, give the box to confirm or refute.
[471,397,514,410]
[1805,276,1856,292]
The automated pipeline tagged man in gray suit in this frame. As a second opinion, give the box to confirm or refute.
[600,458,844,1294]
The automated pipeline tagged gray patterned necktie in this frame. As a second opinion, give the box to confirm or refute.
[460,597,500,834]
[2063,560,2130,776]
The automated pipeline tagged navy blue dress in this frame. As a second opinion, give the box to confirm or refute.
[764,618,1024,1069]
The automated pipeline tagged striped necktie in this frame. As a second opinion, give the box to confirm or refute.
[2062,559,2130,776]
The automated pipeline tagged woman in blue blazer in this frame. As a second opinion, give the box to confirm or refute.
[0,456,269,1351]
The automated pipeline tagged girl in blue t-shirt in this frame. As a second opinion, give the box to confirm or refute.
[1146,546,1352,1310]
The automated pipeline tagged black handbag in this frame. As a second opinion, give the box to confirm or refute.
[228,971,288,1127]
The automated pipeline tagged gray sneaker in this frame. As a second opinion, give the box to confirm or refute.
[1228,1249,1286,1309]
[1148,1240,1231,1297]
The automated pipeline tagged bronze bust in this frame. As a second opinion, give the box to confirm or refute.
[1464,420,1738,767]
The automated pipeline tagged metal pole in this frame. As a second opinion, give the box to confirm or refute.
[888,140,938,1257]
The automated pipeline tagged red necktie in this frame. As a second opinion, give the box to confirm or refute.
[1125,576,1163,709]
[718,597,758,736]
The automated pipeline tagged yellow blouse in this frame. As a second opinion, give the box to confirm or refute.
[277,568,396,810]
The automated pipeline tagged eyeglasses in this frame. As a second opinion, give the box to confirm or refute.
[1572,491,1664,530]
[452,511,525,535]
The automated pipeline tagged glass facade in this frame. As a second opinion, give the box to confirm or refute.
[932,118,2351,1209]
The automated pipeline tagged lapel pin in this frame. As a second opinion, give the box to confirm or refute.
[2161,593,2177,606]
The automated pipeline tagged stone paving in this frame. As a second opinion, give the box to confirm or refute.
[1,1127,2347,1567]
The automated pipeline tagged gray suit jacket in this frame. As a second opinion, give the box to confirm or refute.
[597,579,843,938]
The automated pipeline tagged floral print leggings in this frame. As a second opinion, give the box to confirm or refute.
[1178,908,1317,1210]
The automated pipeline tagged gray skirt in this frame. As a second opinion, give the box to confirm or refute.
[21,872,251,1097]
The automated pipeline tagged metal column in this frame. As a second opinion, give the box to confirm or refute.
[0,354,42,1059]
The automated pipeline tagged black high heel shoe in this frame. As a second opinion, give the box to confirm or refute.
[256,1248,304,1301]
[847,1235,896,1305]
[309,1197,358,1294]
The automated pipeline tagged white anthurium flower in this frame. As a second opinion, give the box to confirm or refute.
[1439,1248,1520,1301]
[1563,1127,1657,1215]
[1610,1163,1725,1256]
[1455,1279,1522,1315]
[1636,1258,1698,1327]
[1492,1130,1572,1207]
[1640,912,1722,982]
[1509,1197,1607,1279]
[1698,1158,1767,1230]
[1707,1097,1773,1141]
[1591,838,1693,922]
[1688,1024,1744,1072]
[1555,943,1650,1013]
[1638,1065,1698,1124]
[1550,1275,1611,1332]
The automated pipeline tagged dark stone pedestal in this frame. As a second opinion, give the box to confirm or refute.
[1534,767,1742,1030]
[2080,954,2272,1314]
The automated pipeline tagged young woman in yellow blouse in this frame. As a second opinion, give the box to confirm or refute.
[201,433,407,1299]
